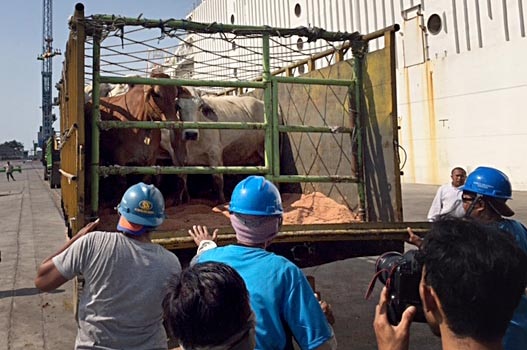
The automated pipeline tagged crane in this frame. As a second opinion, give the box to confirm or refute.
[37,0,60,148]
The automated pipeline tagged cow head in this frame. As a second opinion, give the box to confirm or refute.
[175,87,219,141]
[143,72,179,122]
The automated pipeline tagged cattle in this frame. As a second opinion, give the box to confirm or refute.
[85,72,180,206]
[175,90,268,203]
[94,75,183,169]
[84,83,113,101]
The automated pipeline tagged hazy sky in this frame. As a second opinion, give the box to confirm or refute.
[0,1,197,151]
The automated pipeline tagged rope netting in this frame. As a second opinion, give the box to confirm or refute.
[82,16,361,209]
[83,16,360,92]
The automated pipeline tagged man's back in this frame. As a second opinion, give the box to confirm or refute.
[53,231,181,349]
[197,245,332,350]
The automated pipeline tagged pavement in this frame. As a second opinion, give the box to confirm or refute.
[0,161,76,350]
[1,162,526,349]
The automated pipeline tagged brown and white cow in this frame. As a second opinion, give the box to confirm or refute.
[94,72,179,166]
[85,72,180,206]
[175,90,268,203]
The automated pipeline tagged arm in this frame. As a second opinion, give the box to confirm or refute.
[406,227,424,248]
[373,287,416,350]
[188,225,218,258]
[313,334,337,350]
[426,187,443,221]
[35,220,99,292]
[284,271,336,350]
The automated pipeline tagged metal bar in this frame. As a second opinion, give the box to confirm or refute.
[360,24,400,41]
[278,125,354,133]
[98,120,267,131]
[272,175,359,183]
[100,76,265,89]
[98,165,268,176]
[273,75,354,86]
[272,78,280,178]
[90,15,361,42]
[262,34,273,181]
[152,221,430,249]
[352,42,367,219]
[99,121,354,133]
[59,169,77,183]
[90,32,101,216]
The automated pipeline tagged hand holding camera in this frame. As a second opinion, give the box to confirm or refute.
[367,250,425,326]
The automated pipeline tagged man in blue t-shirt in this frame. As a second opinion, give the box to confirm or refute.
[189,176,336,350]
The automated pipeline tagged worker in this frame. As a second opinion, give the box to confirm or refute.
[35,182,181,350]
[6,161,15,181]
[188,175,336,350]
[426,167,466,221]
[461,166,527,350]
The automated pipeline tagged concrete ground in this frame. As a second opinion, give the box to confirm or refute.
[1,162,526,349]
[0,161,76,350]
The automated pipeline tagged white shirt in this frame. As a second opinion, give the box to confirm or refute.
[427,183,465,221]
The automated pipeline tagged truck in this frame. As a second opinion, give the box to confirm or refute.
[43,133,61,188]
[57,3,429,275]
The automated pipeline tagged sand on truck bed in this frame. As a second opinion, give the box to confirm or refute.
[96,192,361,232]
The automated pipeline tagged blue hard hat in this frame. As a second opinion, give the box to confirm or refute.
[462,166,512,199]
[229,176,283,216]
[117,182,166,227]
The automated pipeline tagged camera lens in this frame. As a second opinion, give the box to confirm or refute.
[375,251,404,284]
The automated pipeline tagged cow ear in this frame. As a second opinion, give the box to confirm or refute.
[199,102,218,121]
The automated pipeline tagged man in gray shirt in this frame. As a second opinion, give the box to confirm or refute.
[35,182,181,350]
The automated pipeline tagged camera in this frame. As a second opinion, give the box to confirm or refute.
[374,250,426,325]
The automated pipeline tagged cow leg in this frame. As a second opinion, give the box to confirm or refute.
[211,173,226,204]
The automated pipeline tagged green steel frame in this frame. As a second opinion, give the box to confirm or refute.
[86,15,375,217]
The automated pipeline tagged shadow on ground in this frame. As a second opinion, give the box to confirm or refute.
[0,287,65,299]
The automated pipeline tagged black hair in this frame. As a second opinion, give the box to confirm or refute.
[451,167,466,175]
[418,218,527,342]
[163,262,252,348]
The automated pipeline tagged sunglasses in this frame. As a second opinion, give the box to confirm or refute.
[462,196,476,203]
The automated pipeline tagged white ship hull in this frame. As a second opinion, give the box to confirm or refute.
[186,0,527,189]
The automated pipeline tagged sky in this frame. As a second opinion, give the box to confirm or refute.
[0,1,198,152]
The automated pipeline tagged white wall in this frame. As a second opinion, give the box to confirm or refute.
[186,0,527,189]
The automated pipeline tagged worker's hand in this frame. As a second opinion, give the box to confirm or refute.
[75,218,100,238]
[373,286,416,350]
[188,225,218,246]
[406,227,423,248]
[318,298,336,325]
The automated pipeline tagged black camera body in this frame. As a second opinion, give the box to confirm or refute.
[375,250,426,325]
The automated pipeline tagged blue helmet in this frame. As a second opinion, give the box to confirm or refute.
[117,182,166,227]
[462,166,512,199]
[229,176,283,216]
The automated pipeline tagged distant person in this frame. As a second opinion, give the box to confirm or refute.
[375,218,527,350]
[163,262,256,350]
[35,182,181,350]
[188,175,336,350]
[460,166,527,350]
[5,161,15,181]
[427,167,466,221]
